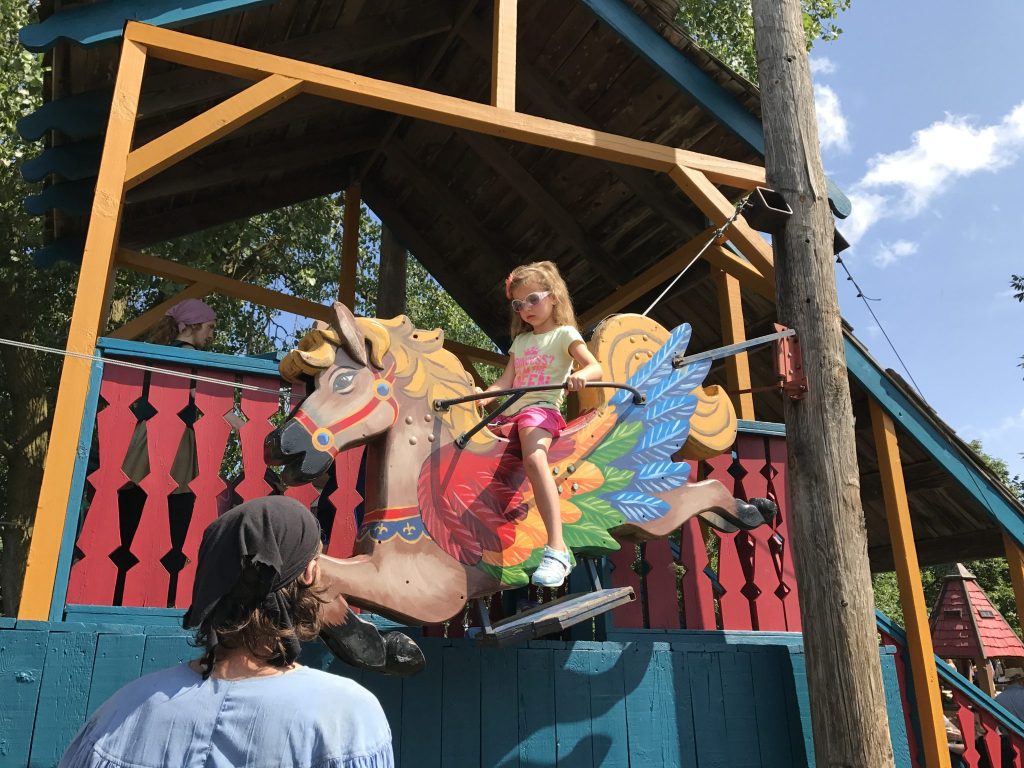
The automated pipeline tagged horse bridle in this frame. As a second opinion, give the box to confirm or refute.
[293,367,398,456]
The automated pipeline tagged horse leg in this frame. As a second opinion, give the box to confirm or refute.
[616,479,777,541]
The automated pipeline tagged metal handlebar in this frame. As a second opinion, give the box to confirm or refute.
[434,382,645,449]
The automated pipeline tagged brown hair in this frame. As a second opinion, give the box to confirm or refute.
[147,316,208,346]
[506,261,578,338]
[192,557,327,675]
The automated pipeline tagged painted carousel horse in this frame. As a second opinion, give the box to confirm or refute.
[265,303,777,673]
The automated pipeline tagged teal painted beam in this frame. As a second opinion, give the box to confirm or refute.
[23,139,103,182]
[576,0,852,219]
[17,89,111,141]
[20,0,278,53]
[97,337,284,377]
[847,336,1024,548]
[49,358,105,622]
[25,177,94,216]
[32,236,85,268]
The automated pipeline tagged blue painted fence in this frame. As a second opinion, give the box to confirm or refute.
[0,621,911,767]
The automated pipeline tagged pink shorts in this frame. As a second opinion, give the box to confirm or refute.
[490,406,567,438]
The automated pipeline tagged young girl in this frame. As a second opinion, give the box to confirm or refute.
[478,261,604,587]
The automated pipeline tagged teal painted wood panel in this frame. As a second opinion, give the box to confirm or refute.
[358,668,402,768]
[670,646,701,766]
[879,650,913,768]
[440,644,481,767]
[588,646,629,768]
[622,642,679,767]
[86,633,146,716]
[688,650,729,768]
[0,630,48,768]
[719,650,761,768]
[17,90,111,142]
[28,631,97,767]
[399,638,443,768]
[140,634,194,676]
[554,645,594,767]
[517,646,556,766]
[22,139,103,183]
[480,647,520,768]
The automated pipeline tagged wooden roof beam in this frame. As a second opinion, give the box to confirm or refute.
[116,248,333,321]
[491,0,517,110]
[120,23,766,185]
[457,130,621,288]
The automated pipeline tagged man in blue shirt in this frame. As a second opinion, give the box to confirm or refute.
[60,497,394,768]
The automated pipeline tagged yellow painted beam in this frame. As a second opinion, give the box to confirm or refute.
[714,270,754,419]
[578,227,721,329]
[491,0,517,110]
[123,74,303,190]
[117,249,332,322]
[869,400,951,768]
[668,163,775,277]
[107,282,213,340]
[121,22,766,188]
[339,182,361,308]
[702,243,775,300]
[19,40,148,621]
[1003,532,1024,637]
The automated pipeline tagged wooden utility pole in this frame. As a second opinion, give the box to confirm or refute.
[750,2,897,765]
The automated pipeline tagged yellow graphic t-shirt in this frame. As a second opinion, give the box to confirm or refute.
[507,325,585,413]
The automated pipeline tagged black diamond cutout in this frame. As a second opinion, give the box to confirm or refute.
[160,549,188,574]
[727,457,747,481]
[109,544,139,571]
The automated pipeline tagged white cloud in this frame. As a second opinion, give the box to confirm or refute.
[870,239,918,268]
[810,57,837,75]
[838,101,1024,253]
[814,84,850,152]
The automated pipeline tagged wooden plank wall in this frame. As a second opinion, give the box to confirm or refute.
[0,623,912,768]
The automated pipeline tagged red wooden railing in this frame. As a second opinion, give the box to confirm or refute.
[880,613,1024,768]
[607,432,801,632]
[66,353,364,609]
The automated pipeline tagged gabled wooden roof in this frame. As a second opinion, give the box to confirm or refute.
[929,565,1024,660]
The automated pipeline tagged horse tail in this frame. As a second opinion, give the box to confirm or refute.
[675,384,737,461]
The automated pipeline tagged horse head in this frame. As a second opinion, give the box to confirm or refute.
[265,302,399,485]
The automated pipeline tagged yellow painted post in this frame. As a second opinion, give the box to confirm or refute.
[491,0,517,110]
[19,40,149,620]
[1003,532,1024,637]
[713,269,755,420]
[870,400,951,768]
[339,182,361,308]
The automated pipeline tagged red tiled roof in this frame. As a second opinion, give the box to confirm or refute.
[929,565,1024,660]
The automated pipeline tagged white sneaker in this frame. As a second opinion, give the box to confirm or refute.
[532,546,572,588]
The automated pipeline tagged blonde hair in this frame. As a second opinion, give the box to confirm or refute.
[506,261,578,338]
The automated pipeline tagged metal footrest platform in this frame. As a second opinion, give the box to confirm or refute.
[474,586,635,648]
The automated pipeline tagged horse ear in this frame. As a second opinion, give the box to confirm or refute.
[330,302,368,367]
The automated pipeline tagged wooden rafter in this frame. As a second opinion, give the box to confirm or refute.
[121,22,767,188]
[668,163,774,276]
[578,226,723,329]
[107,282,213,340]
[701,242,775,300]
[457,130,621,288]
[117,249,332,322]
[491,0,517,110]
[124,75,304,190]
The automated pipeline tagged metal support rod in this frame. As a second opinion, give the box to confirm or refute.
[672,328,796,368]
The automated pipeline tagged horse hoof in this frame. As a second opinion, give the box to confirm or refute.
[747,497,779,523]
[730,497,778,529]
[320,610,387,669]
[382,632,425,677]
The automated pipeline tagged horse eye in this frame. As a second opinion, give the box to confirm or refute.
[332,371,356,393]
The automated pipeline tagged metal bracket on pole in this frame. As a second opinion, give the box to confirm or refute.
[773,323,807,400]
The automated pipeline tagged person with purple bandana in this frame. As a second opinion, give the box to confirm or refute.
[147,297,218,349]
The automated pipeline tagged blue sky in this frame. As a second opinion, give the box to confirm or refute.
[809,1,1024,477]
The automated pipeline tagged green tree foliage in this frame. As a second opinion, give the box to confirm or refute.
[873,442,1024,637]
[676,0,851,82]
